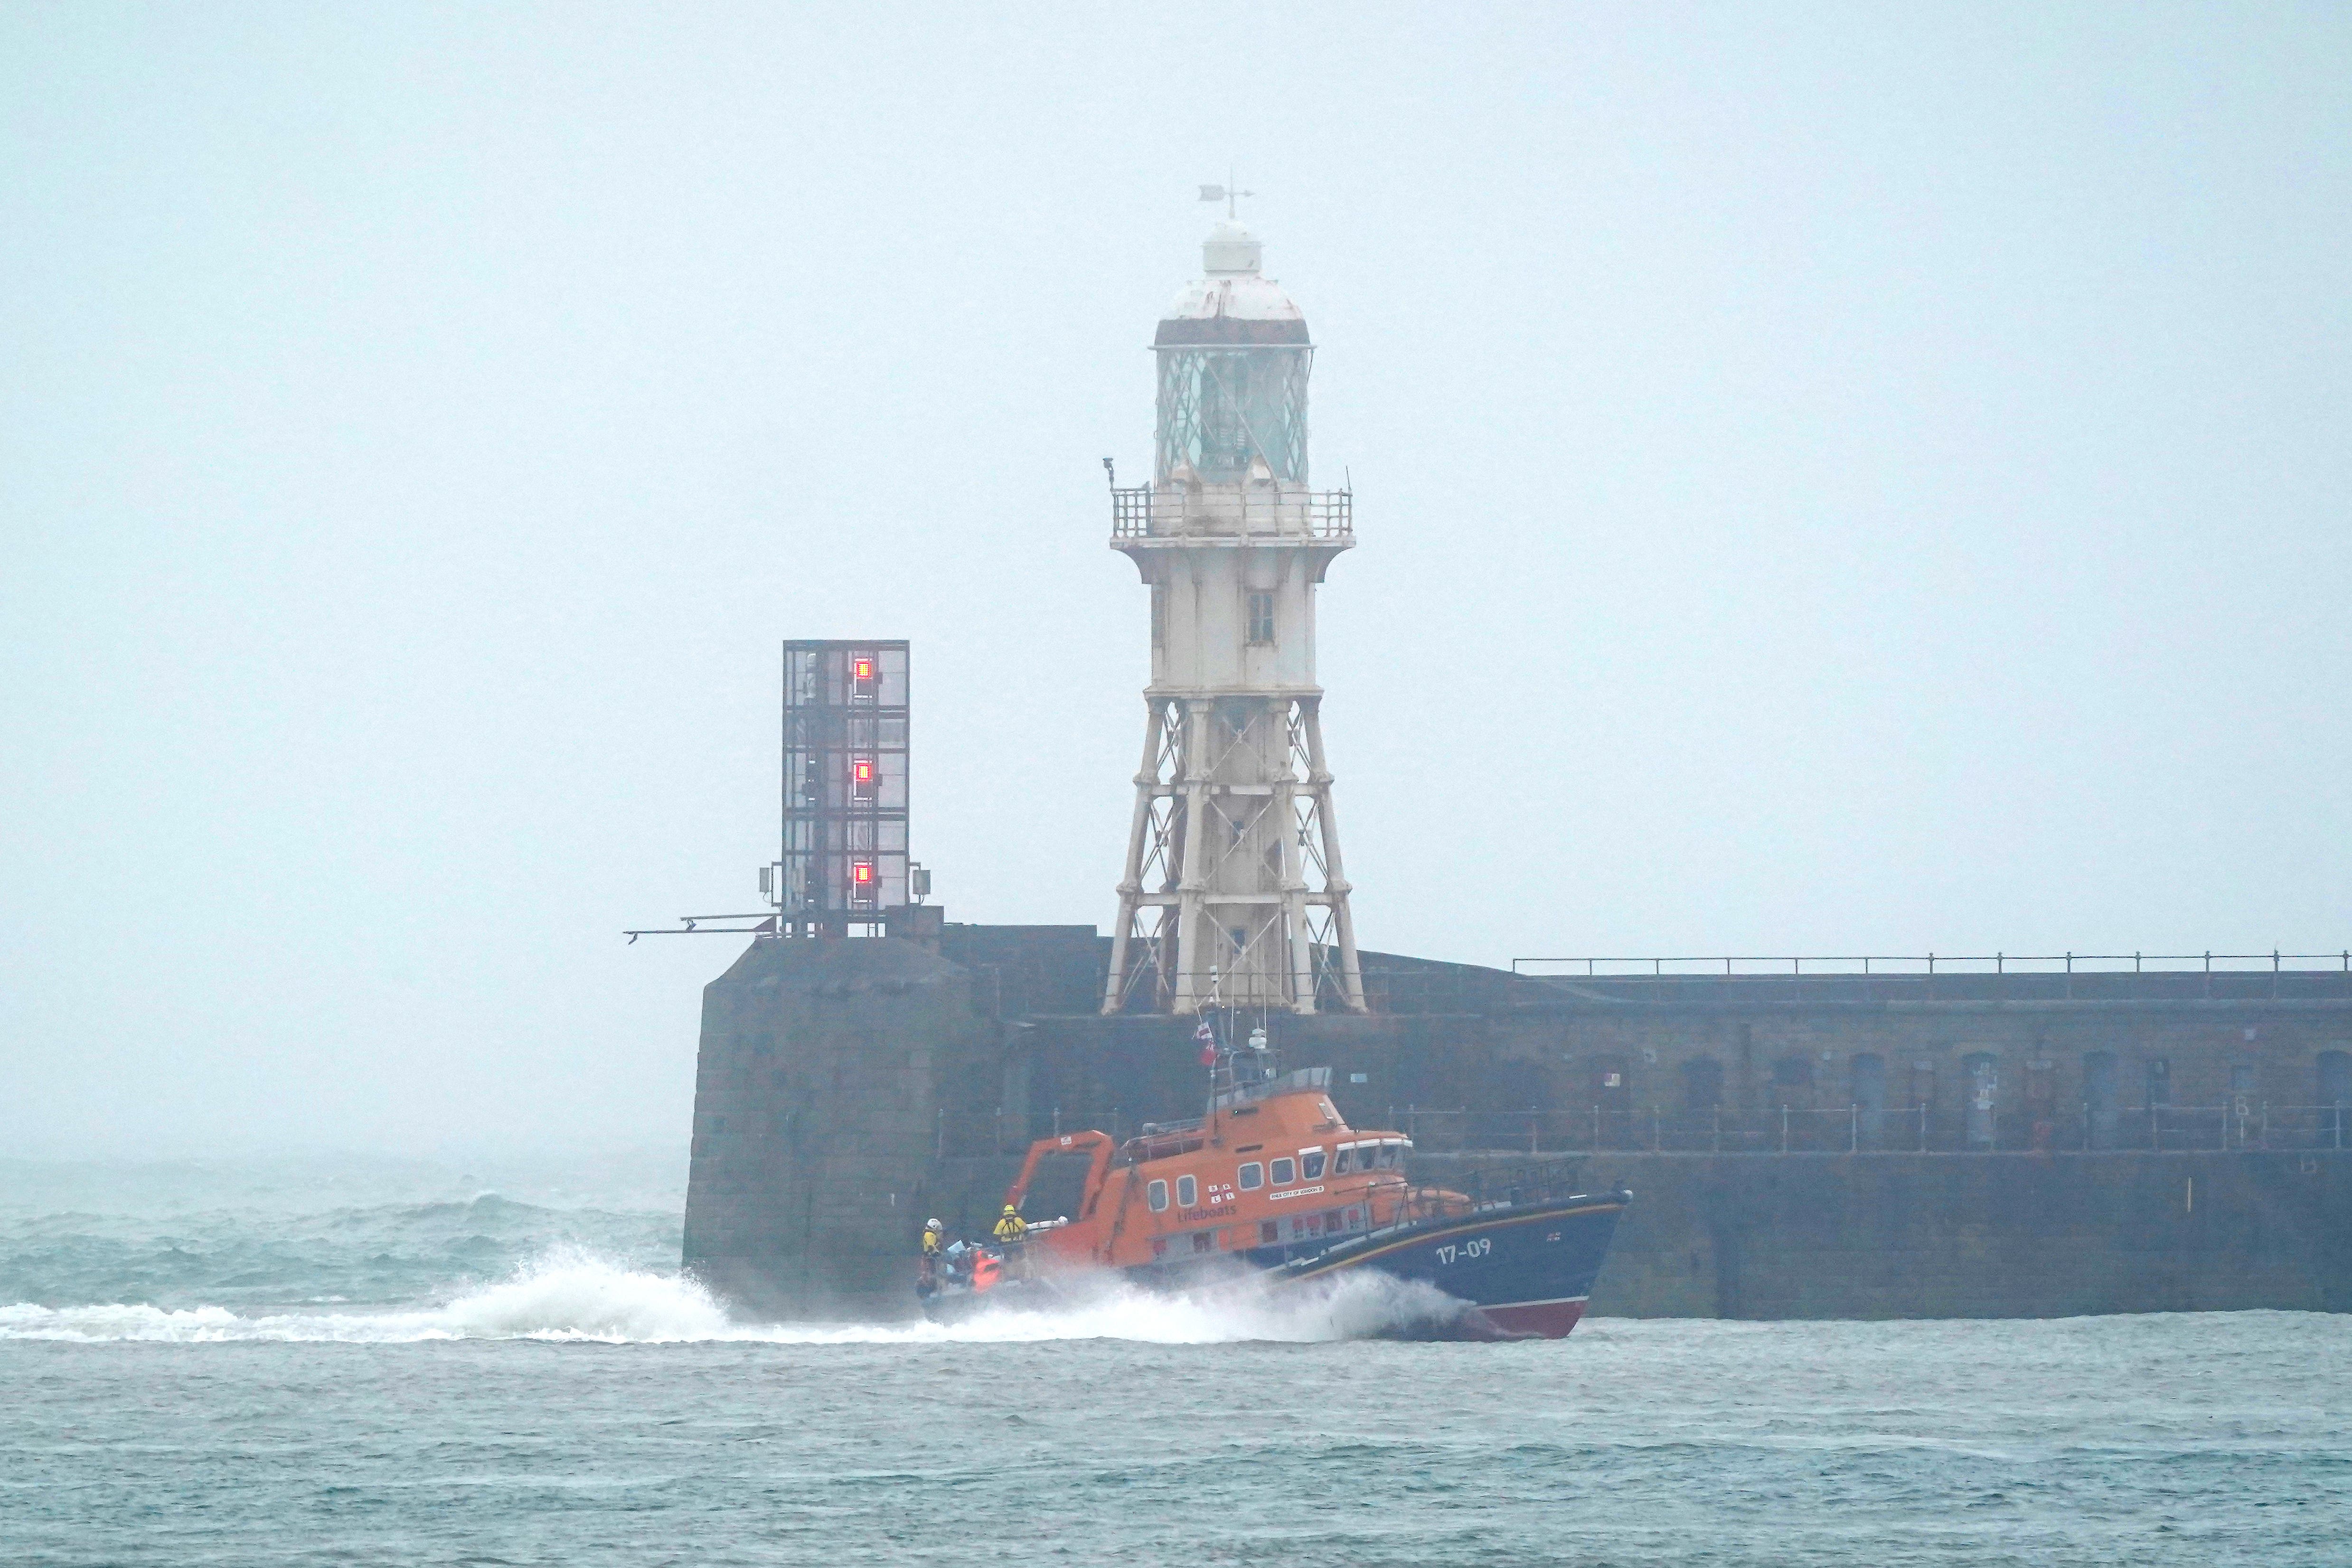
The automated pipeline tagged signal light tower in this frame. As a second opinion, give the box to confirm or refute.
[773,639,909,938]
[1101,215,1366,1016]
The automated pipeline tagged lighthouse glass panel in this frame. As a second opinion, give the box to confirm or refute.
[1155,347,1311,482]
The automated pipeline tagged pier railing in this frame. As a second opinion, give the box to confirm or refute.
[1379,1102,2352,1155]
[1509,950,2352,1003]
[941,1101,2349,1160]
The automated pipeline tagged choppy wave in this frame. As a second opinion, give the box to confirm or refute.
[0,1249,1469,1346]
[0,1193,679,1312]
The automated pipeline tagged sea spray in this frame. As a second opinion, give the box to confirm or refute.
[0,1247,1475,1345]
[433,1246,738,1340]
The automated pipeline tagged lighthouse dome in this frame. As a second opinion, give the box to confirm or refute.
[1155,220,1311,347]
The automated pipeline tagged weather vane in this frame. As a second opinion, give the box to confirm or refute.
[1197,169,1253,219]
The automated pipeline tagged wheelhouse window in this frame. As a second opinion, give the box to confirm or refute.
[1238,1162,1264,1190]
[1270,1157,1297,1185]
[1300,1149,1326,1179]
[1176,1174,1197,1208]
[1333,1145,1355,1174]
[1147,1179,1169,1212]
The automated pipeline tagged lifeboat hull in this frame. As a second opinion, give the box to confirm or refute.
[1276,1192,1626,1340]
[922,1191,1628,1341]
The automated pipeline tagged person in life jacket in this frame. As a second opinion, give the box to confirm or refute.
[916,1218,944,1294]
[992,1204,1027,1244]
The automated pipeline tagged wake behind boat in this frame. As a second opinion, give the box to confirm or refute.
[919,1040,1628,1340]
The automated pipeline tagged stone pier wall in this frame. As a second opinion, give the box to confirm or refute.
[1421,1150,2352,1318]
[679,930,2352,1320]
[681,937,997,1319]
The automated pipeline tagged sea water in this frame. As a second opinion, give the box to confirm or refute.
[4,1159,2347,1567]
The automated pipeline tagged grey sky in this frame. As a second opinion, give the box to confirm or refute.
[3,5,2346,1158]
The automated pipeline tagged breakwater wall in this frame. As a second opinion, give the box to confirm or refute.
[682,929,2352,1320]
[1427,1151,2352,1318]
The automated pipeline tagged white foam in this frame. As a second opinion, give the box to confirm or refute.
[0,1249,1468,1346]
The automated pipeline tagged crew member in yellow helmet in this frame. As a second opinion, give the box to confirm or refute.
[917,1217,944,1295]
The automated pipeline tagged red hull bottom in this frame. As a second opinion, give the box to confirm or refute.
[1473,1297,1588,1340]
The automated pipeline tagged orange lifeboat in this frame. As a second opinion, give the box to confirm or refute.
[922,1052,1629,1341]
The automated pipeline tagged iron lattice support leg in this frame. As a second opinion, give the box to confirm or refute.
[1102,699,1167,1014]
[1170,699,1214,1014]
[1299,697,1366,1012]
[1279,764,1317,1014]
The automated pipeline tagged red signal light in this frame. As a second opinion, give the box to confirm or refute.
[851,657,875,682]
[852,759,875,784]
[851,860,875,885]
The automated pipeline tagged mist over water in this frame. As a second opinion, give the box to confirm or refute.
[5,1160,2348,1566]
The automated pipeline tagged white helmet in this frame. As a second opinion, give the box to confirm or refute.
[926,1218,941,1229]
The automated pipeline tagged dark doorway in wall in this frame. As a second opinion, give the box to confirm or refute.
[1851,1054,1887,1149]
[2026,1058,2057,1150]
[1683,1057,1724,1114]
[2320,1051,2351,1149]
[2084,1051,2120,1149]
[1963,1052,1999,1149]
[1474,1058,1544,1151]
[1771,1056,1817,1145]
[2318,1050,2350,1106]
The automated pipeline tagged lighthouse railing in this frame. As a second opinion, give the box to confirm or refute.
[1110,482,1352,542]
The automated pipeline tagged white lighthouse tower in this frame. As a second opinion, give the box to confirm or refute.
[1101,214,1366,1016]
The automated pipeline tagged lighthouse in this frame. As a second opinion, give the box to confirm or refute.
[1101,214,1366,1016]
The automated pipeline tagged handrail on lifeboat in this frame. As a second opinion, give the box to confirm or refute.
[1392,1156,1594,1228]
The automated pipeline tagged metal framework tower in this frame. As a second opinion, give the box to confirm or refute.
[1101,217,1366,1016]
[773,640,909,937]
